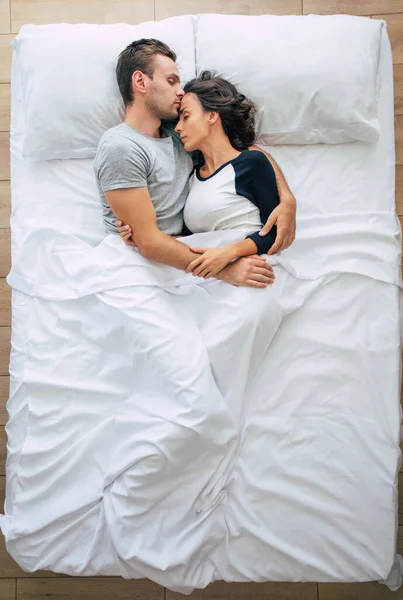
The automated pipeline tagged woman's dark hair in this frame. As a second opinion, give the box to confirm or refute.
[183,71,256,156]
[116,38,177,107]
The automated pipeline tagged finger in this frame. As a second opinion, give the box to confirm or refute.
[274,235,288,253]
[245,279,268,288]
[192,262,209,277]
[281,234,292,251]
[115,220,123,227]
[251,268,275,279]
[268,232,286,255]
[249,272,275,284]
[189,247,207,254]
[259,214,277,237]
[197,266,212,278]
[186,257,204,273]
[249,254,267,262]
[204,267,219,279]
[251,259,273,272]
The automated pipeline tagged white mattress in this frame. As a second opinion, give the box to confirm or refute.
[1,25,403,595]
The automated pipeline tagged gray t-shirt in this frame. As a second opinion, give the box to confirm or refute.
[93,122,193,235]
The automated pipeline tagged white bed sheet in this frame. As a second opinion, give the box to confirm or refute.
[1,24,402,594]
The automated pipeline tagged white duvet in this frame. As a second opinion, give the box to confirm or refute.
[1,17,402,596]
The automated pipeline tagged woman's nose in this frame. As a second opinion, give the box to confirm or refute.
[175,122,181,133]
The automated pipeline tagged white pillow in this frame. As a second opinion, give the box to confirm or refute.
[195,14,383,145]
[13,18,196,161]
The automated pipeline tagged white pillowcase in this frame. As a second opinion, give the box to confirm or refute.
[14,14,384,161]
[195,14,383,145]
[13,18,196,161]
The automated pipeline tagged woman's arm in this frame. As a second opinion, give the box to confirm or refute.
[185,238,258,279]
[248,145,296,254]
[186,151,279,279]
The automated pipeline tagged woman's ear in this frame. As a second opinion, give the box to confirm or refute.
[208,111,220,125]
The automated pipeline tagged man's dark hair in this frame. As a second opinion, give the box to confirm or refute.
[116,38,177,107]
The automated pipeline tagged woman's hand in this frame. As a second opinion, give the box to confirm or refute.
[258,197,296,255]
[116,220,136,247]
[186,246,236,278]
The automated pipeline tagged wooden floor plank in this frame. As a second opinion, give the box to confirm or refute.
[0,84,10,133]
[0,181,10,229]
[0,229,10,278]
[396,115,403,166]
[156,0,301,20]
[167,582,317,600]
[0,328,10,377]
[396,64,403,114]
[0,36,13,85]
[0,0,10,35]
[373,14,403,64]
[16,577,164,599]
[0,132,9,181]
[0,377,8,426]
[11,0,154,33]
[0,580,15,600]
[0,279,10,327]
[303,1,403,16]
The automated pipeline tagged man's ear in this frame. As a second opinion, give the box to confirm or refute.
[132,70,147,95]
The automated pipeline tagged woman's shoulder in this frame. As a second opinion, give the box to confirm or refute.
[238,148,271,165]
[234,148,274,175]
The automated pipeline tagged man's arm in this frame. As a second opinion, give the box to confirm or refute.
[106,187,200,270]
[115,216,276,288]
[248,144,296,254]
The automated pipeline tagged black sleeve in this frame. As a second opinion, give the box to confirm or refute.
[234,150,280,255]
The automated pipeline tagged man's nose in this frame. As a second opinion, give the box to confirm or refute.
[177,86,185,98]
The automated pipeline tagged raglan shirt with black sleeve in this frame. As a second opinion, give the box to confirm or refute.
[184,150,280,254]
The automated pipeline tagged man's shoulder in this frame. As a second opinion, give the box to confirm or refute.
[98,123,143,150]
[95,124,152,168]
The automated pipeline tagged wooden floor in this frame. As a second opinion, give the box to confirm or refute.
[0,0,402,598]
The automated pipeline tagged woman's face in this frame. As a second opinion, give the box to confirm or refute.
[175,93,212,152]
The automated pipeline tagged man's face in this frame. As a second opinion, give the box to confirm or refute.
[145,55,184,120]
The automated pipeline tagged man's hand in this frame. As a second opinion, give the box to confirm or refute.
[116,220,136,246]
[249,145,297,255]
[218,255,275,288]
[259,199,296,255]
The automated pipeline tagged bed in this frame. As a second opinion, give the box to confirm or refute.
[1,13,402,595]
